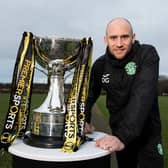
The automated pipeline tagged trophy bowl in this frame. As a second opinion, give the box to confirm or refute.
[24,36,82,148]
[34,36,81,70]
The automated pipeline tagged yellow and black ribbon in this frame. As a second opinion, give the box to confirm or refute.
[61,38,93,152]
[0,32,35,150]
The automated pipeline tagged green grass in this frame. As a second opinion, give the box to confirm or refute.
[0,94,167,167]
[96,95,168,168]
[159,96,168,167]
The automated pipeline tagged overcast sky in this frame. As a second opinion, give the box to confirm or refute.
[0,0,168,83]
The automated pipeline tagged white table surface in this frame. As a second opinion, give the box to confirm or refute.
[8,131,111,162]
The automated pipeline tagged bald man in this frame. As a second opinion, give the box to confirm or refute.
[85,18,164,168]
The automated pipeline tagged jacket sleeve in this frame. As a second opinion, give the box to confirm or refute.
[113,46,160,145]
[85,59,103,123]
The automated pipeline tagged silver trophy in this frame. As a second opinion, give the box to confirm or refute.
[24,36,81,148]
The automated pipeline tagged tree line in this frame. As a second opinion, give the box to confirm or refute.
[0,78,168,96]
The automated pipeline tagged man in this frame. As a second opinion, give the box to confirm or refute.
[85,17,164,168]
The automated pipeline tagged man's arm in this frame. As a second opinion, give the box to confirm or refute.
[113,46,160,146]
[85,58,104,128]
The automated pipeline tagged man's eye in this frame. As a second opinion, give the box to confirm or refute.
[122,35,129,39]
[110,36,117,40]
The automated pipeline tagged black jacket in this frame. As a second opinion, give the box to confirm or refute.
[85,41,162,146]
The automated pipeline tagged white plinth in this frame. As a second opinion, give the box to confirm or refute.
[8,131,111,162]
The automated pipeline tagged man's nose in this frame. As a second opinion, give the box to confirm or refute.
[116,38,123,47]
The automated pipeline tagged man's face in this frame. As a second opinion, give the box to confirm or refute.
[104,21,135,60]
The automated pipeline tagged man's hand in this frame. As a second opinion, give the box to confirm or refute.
[84,122,95,133]
[96,135,125,152]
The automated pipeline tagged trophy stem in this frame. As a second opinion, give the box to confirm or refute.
[24,59,65,148]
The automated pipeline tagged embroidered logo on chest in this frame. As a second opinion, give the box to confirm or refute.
[125,61,137,75]
[102,74,110,83]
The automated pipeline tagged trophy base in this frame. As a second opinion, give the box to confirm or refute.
[23,132,64,148]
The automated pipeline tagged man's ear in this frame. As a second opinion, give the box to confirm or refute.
[104,36,108,45]
[132,33,136,44]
